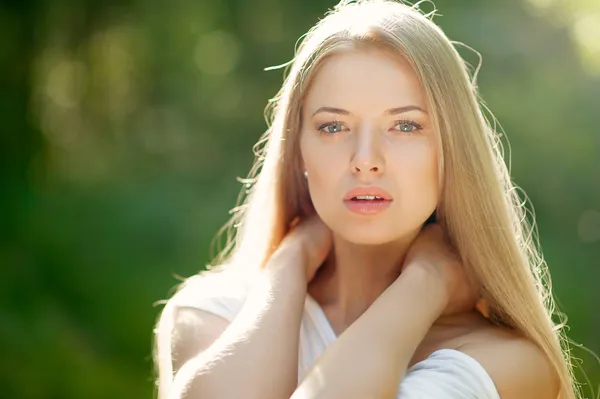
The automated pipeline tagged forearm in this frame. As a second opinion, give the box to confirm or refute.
[172,250,307,399]
[291,267,447,399]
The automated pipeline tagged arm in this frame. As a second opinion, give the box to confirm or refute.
[291,266,447,399]
[165,249,308,399]
[161,215,332,399]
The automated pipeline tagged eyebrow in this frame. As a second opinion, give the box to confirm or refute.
[311,105,428,117]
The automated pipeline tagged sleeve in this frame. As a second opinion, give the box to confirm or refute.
[169,269,251,322]
[396,349,501,399]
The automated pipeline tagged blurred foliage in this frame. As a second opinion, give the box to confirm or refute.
[0,0,599,398]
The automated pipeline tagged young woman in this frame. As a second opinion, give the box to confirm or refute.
[154,1,582,398]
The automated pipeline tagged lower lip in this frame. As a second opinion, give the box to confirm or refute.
[343,200,392,215]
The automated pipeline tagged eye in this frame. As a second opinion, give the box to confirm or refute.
[393,119,423,135]
[316,121,346,136]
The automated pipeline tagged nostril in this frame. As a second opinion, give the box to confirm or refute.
[353,165,380,173]
[352,163,382,173]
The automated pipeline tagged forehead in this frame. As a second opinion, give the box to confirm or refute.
[303,49,427,115]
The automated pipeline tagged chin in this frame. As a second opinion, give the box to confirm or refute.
[330,219,407,245]
[321,210,428,246]
[339,231,395,245]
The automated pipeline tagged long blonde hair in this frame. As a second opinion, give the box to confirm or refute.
[155,1,585,398]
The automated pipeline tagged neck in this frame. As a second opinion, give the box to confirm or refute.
[308,227,421,328]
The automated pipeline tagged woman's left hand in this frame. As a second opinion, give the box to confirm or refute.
[402,223,480,316]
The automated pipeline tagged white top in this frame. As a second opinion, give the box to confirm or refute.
[171,270,501,399]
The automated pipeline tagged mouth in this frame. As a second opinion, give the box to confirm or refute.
[343,186,393,202]
[343,186,393,215]
[347,195,389,202]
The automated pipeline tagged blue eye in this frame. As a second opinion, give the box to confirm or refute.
[317,122,345,135]
[315,120,422,136]
[393,120,422,134]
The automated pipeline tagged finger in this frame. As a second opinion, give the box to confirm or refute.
[289,216,301,229]
[475,297,490,318]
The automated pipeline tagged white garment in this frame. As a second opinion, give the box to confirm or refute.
[171,270,501,399]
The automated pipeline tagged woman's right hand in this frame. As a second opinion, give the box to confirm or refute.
[276,215,333,282]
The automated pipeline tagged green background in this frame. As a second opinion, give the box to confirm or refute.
[1,0,598,398]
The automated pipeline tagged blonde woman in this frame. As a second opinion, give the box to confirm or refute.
[154,1,583,398]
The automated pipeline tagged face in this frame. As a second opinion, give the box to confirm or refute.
[299,48,439,245]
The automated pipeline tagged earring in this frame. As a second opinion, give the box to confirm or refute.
[303,170,308,178]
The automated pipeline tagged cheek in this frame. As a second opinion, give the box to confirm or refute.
[305,155,346,206]
[396,141,439,199]
[301,135,346,181]
[300,135,347,211]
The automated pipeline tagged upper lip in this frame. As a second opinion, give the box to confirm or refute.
[343,186,393,201]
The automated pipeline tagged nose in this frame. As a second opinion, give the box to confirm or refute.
[350,127,384,177]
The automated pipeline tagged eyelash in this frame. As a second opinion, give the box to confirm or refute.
[315,119,423,136]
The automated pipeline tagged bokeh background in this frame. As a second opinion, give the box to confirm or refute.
[1,0,599,398]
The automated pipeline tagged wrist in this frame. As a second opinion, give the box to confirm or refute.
[263,246,308,291]
[396,266,448,316]
[363,266,449,359]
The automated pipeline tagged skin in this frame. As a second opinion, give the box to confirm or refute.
[299,48,445,329]
[165,48,560,399]
[289,48,560,398]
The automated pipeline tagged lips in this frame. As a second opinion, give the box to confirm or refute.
[343,186,393,201]
[342,186,393,215]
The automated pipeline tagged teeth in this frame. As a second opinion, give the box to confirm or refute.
[355,195,382,200]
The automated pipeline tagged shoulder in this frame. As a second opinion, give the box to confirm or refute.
[167,303,231,373]
[457,325,560,399]
[169,267,252,320]
[156,267,251,372]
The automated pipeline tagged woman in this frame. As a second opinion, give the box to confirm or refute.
[154,0,581,398]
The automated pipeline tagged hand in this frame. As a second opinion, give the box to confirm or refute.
[276,214,333,282]
[402,223,479,316]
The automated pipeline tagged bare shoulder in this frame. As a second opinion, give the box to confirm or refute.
[159,268,249,372]
[158,302,231,374]
[457,324,560,399]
